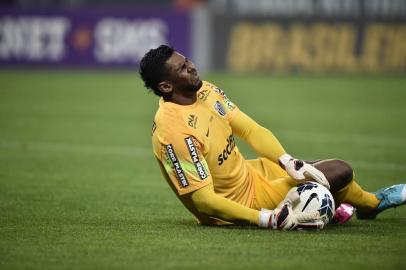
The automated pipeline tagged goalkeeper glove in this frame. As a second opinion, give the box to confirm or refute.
[279,154,330,189]
[258,190,323,230]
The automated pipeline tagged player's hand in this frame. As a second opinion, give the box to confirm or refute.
[279,154,330,189]
[259,190,321,230]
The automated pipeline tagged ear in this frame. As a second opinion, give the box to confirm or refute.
[157,81,173,94]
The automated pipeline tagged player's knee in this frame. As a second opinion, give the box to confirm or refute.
[314,159,354,192]
[332,160,354,191]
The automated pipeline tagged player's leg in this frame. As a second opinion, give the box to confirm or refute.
[356,184,406,219]
[249,158,406,219]
[248,162,297,210]
[313,160,379,210]
[249,158,358,211]
[248,158,372,209]
[247,158,288,181]
[314,160,406,219]
[248,158,298,210]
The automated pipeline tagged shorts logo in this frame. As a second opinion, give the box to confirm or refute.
[214,101,226,117]
[187,114,198,129]
[185,137,208,180]
[166,144,189,188]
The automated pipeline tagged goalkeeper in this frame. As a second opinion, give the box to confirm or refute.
[139,45,406,230]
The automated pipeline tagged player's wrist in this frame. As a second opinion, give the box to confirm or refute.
[258,209,272,228]
[278,153,293,169]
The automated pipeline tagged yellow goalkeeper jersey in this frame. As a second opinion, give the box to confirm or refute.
[152,81,256,208]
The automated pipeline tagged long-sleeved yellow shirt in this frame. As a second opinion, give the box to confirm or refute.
[152,81,286,225]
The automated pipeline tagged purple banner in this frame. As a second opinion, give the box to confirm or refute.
[0,8,190,68]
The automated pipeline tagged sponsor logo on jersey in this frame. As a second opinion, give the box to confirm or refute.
[187,114,198,129]
[166,144,189,188]
[212,86,236,110]
[218,134,236,165]
[224,99,236,110]
[213,87,226,97]
[197,89,210,101]
[185,137,208,180]
[214,101,226,116]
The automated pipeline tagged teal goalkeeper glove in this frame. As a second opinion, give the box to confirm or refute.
[258,190,323,230]
[279,154,330,189]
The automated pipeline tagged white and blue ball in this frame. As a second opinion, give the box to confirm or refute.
[292,182,335,225]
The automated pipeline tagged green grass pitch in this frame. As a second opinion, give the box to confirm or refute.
[0,71,405,270]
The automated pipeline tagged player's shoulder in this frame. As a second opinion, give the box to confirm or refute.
[152,99,200,144]
[200,80,237,115]
[153,103,186,133]
[198,80,227,101]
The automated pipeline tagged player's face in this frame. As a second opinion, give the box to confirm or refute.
[165,52,202,93]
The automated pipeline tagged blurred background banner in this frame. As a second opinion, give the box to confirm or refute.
[211,0,406,73]
[1,0,405,73]
[0,8,190,67]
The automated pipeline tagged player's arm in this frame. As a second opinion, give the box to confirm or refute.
[189,183,260,225]
[230,110,286,163]
[230,110,330,188]
[208,81,285,163]
[158,134,260,225]
[157,133,315,229]
[190,184,320,230]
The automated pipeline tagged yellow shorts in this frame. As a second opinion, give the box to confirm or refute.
[248,158,298,210]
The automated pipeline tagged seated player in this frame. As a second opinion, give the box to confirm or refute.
[139,45,406,230]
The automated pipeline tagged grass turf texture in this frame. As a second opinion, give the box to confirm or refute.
[0,71,405,270]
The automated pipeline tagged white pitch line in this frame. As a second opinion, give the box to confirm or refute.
[1,139,405,172]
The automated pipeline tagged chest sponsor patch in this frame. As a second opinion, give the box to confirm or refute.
[166,144,189,188]
[184,136,208,180]
[217,134,236,165]
[187,114,198,129]
[214,101,226,117]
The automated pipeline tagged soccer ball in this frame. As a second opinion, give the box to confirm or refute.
[292,182,336,225]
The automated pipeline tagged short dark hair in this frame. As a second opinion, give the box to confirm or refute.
[139,45,174,96]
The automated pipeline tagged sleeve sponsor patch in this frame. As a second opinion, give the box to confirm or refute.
[166,144,189,188]
[214,101,226,116]
[208,83,236,112]
[184,136,208,180]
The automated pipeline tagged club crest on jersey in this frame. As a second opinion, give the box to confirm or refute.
[166,144,189,188]
[184,136,208,180]
[214,101,226,116]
